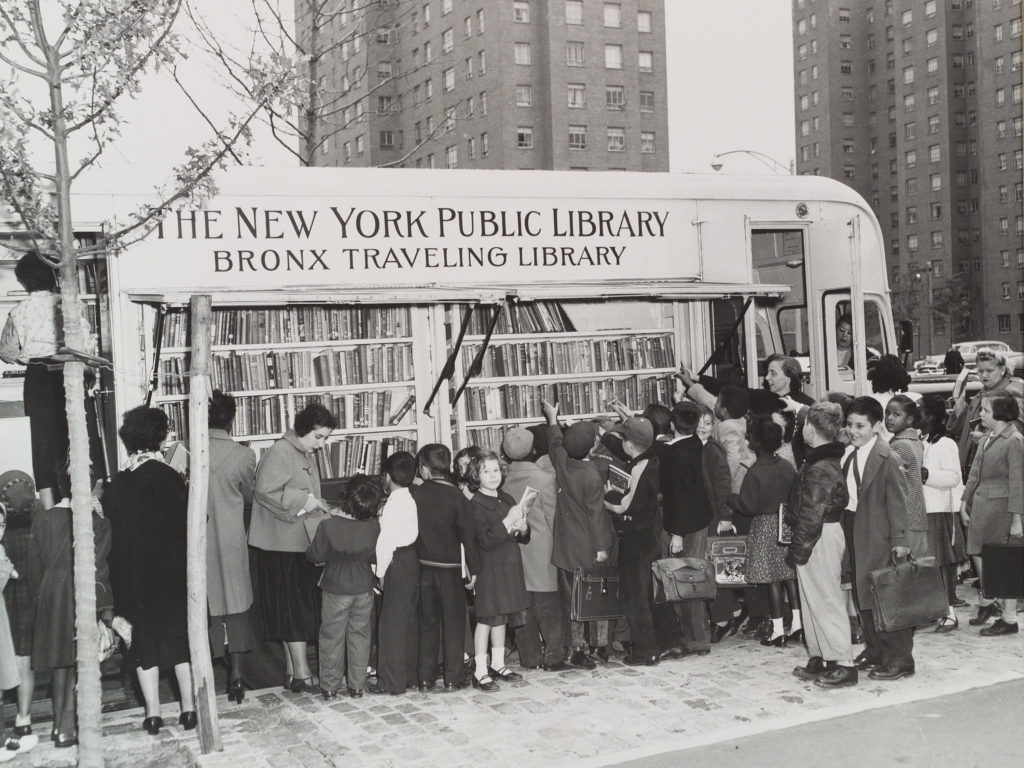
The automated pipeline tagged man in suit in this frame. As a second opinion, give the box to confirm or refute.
[828,396,914,685]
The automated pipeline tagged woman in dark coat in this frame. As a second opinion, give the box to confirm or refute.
[105,406,194,736]
[28,463,112,747]
[467,451,530,692]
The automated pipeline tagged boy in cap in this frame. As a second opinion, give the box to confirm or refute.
[501,428,565,670]
[602,416,661,666]
[541,400,616,669]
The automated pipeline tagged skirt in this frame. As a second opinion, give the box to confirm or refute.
[0,602,20,691]
[254,548,321,642]
[927,513,967,566]
[476,610,528,629]
[208,609,257,657]
[743,515,795,584]
[126,632,190,671]
[966,506,1013,557]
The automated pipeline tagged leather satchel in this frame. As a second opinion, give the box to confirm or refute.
[868,552,948,632]
[570,566,624,622]
[705,535,749,589]
[651,557,717,603]
[981,535,1024,599]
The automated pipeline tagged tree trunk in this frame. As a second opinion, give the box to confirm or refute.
[186,294,222,753]
[44,39,104,768]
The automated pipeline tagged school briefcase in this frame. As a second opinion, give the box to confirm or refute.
[705,535,749,589]
[868,552,948,632]
[651,557,718,603]
[981,536,1024,600]
[570,566,624,622]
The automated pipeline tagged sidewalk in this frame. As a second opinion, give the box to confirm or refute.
[13,604,1024,768]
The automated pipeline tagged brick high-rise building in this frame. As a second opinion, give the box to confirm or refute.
[791,0,1024,355]
[296,0,669,172]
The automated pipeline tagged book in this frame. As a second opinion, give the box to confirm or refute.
[607,465,631,494]
[519,486,540,513]
[389,393,416,425]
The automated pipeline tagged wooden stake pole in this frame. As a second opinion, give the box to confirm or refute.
[186,294,222,753]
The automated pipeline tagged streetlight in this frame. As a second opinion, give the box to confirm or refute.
[710,149,796,175]
[915,262,934,356]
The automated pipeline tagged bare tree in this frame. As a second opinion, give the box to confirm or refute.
[0,2,291,762]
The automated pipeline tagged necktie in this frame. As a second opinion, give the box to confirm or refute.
[843,451,862,490]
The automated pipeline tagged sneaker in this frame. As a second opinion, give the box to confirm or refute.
[979,618,1019,637]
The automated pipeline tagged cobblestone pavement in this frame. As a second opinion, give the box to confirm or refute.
[14,596,1024,768]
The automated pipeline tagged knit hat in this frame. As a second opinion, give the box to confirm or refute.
[502,427,534,460]
[563,421,598,459]
[613,417,654,452]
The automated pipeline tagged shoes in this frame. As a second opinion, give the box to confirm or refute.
[968,602,1002,626]
[569,648,596,670]
[347,688,363,698]
[814,666,858,688]
[440,682,461,693]
[850,627,865,645]
[3,734,40,753]
[658,646,684,661]
[979,619,1019,637]
[787,628,805,644]
[471,673,500,692]
[321,689,338,700]
[11,726,31,738]
[934,616,959,633]
[489,666,523,682]
[590,646,609,663]
[289,676,318,694]
[793,656,830,681]
[366,681,400,695]
[950,597,969,609]
[710,623,731,644]
[854,652,880,671]
[229,678,246,704]
[760,635,787,648]
[282,674,293,691]
[179,711,198,730]
[868,665,915,681]
[730,605,749,635]
[541,660,573,672]
[417,680,437,692]
[622,654,659,667]
[142,716,164,735]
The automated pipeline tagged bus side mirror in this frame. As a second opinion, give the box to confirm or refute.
[898,320,914,353]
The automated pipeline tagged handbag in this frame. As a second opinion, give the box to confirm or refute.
[868,552,948,632]
[981,535,1024,600]
[705,535,749,588]
[570,566,624,622]
[651,557,717,603]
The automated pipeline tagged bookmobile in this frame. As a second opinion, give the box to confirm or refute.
[5,167,899,478]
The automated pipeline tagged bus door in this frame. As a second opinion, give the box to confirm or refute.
[822,292,893,396]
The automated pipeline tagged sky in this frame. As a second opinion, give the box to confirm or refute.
[21,0,797,179]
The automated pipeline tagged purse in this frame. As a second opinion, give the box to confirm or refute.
[868,552,948,632]
[651,557,717,603]
[981,535,1024,600]
[570,566,624,622]
[705,535,749,588]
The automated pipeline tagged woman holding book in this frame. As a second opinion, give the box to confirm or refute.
[248,403,336,694]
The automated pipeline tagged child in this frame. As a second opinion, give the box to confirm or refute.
[306,474,383,698]
[467,451,530,691]
[727,415,800,648]
[368,452,419,696]
[785,403,855,687]
[885,395,931,559]
[842,397,913,681]
[603,416,661,666]
[919,395,967,633]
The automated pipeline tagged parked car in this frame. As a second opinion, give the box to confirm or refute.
[955,340,1012,368]
[913,355,945,375]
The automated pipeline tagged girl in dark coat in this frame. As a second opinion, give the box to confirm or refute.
[105,407,195,736]
[468,451,530,692]
[28,462,112,747]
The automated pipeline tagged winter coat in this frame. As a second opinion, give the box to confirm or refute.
[470,490,530,618]
[206,428,256,616]
[785,442,849,567]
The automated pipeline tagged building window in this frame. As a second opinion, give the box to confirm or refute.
[929,145,941,163]
[566,41,585,67]
[514,43,531,65]
[379,130,395,149]
[906,206,918,224]
[930,174,942,191]
[477,8,485,33]
[605,44,623,69]
[425,41,433,62]
[606,85,625,110]
[907,234,919,252]
[841,60,853,74]
[640,132,655,154]
[637,10,651,32]
[927,86,940,105]
[443,67,455,92]
[638,51,653,72]
[464,15,472,38]
[442,28,454,53]
[378,61,392,79]
[839,7,851,22]
[842,112,855,127]
[517,127,533,149]
[567,83,585,108]
[480,91,487,115]
[1002,250,1011,267]
[903,66,915,84]
[840,33,852,48]
[565,0,583,25]
[931,231,943,249]
[905,149,917,167]
[604,3,621,28]
[841,86,854,101]
[481,132,488,157]
[516,84,533,107]
[568,125,587,150]
[513,1,530,24]
[998,315,1011,334]
[1012,17,1022,38]
[844,139,856,154]
[928,115,940,134]
[355,134,364,154]
[904,94,915,111]
[607,127,625,152]
[902,9,912,25]
[906,177,918,194]
[1002,283,1012,299]
[925,0,937,17]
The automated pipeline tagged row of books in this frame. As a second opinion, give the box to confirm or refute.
[461,376,674,422]
[310,435,417,480]
[159,305,413,347]
[160,389,416,442]
[158,344,415,395]
[459,334,675,378]
[456,300,575,336]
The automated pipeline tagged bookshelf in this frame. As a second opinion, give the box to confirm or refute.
[148,304,425,479]
[448,300,680,450]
